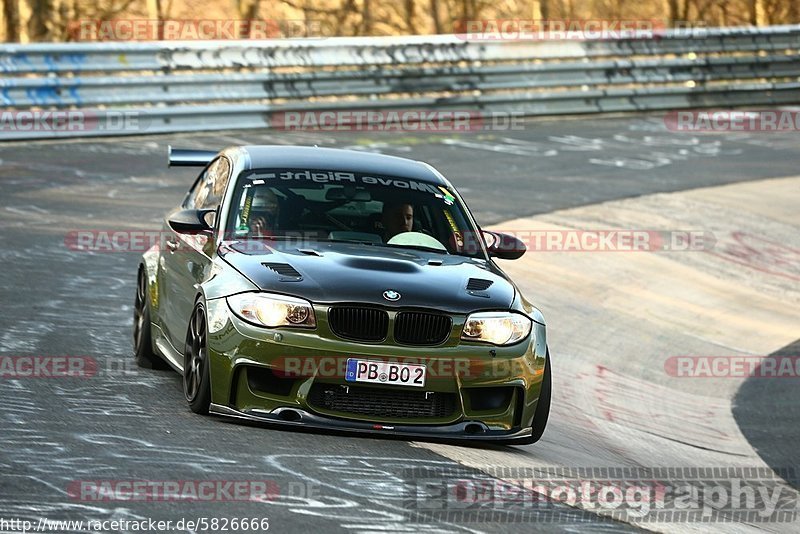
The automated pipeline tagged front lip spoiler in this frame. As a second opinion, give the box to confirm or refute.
[209,403,532,443]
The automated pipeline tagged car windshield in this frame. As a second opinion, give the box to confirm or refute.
[225,168,485,258]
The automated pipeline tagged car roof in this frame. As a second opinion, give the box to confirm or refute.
[238,145,449,186]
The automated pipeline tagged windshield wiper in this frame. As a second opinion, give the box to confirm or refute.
[320,238,380,246]
[226,235,299,241]
[385,243,450,254]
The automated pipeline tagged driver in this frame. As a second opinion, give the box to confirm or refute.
[381,202,413,241]
[249,188,281,237]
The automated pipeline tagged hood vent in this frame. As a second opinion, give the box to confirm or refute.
[297,248,321,256]
[343,257,419,273]
[262,262,302,281]
[466,278,493,291]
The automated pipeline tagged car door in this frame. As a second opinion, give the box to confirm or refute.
[160,156,231,353]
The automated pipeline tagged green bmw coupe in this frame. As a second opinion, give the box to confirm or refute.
[134,145,550,444]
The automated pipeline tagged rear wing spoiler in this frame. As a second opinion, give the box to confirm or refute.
[168,145,217,167]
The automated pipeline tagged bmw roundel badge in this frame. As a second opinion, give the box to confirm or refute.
[382,290,401,301]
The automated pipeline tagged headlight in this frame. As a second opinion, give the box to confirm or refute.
[461,312,532,345]
[227,293,316,328]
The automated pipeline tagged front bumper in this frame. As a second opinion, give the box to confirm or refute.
[205,298,548,436]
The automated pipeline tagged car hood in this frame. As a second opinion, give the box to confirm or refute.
[220,240,515,314]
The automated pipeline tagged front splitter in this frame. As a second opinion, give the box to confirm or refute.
[209,403,532,443]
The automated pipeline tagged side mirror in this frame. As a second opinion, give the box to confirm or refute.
[167,208,216,234]
[483,230,526,260]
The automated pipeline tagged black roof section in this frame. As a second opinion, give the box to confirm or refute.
[240,146,448,186]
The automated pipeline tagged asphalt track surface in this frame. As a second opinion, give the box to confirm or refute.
[0,114,799,533]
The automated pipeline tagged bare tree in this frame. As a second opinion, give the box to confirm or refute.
[6,0,793,42]
[404,0,417,33]
[238,0,260,37]
[27,0,54,40]
[430,0,441,33]
[743,0,769,24]
[145,0,164,39]
[3,0,21,41]
[789,0,799,23]
[540,0,550,20]
[361,0,373,35]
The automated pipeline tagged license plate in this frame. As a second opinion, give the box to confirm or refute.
[345,359,426,387]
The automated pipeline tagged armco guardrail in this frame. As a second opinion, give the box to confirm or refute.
[1,26,800,139]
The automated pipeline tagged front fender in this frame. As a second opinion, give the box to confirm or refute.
[141,245,161,313]
[510,288,547,361]
[200,256,259,301]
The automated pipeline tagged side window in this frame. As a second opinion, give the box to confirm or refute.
[184,157,231,211]
[183,167,208,210]
[204,157,230,209]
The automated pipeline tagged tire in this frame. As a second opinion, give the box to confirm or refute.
[512,349,552,445]
[133,268,168,369]
[184,301,212,414]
